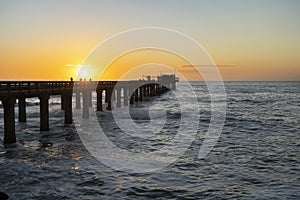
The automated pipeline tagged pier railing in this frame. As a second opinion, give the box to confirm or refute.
[0,81,75,97]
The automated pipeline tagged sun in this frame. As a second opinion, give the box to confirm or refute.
[79,68,89,79]
[77,65,91,80]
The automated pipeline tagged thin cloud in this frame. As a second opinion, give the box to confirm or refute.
[182,64,237,68]
[65,64,81,67]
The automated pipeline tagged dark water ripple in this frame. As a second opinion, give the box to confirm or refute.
[0,82,299,199]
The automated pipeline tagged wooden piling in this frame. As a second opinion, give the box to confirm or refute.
[139,87,143,101]
[123,88,128,106]
[116,88,121,108]
[89,91,92,107]
[18,97,26,123]
[96,89,103,111]
[106,89,112,111]
[39,94,50,131]
[76,91,81,109]
[63,92,73,124]
[134,89,139,102]
[3,96,16,144]
[61,95,64,110]
[82,90,90,119]
[129,88,134,105]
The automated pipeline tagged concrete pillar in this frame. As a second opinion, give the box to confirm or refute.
[143,86,147,97]
[151,85,155,96]
[149,85,152,96]
[158,85,162,94]
[123,88,128,106]
[129,88,134,105]
[134,89,139,102]
[112,89,116,103]
[155,85,158,95]
[3,96,16,144]
[76,91,81,109]
[89,91,92,107]
[18,97,26,123]
[148,85,151,96]
[153,85,157,96]
[61,95,64,110]
[105,90,108,103]
[146,86,150,96]
[144,86,147,97]
[139,87,143,101]
[64,92,73,124]
[106,89,112,110]
[82,90,89,119]
[39,94,50,131]
[96,90,103,111]
[116,88,121,108]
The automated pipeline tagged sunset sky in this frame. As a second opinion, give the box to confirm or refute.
[0,0,299,81]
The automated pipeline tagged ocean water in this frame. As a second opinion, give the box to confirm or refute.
[0,82,299,199]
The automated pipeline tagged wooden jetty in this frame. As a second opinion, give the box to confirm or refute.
[0,75,178,145]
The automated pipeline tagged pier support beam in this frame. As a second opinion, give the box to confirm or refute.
[154,85,158,95]
[63,92,73,124]
[145,86,149,97]
[112,89,116,103]
[105,90,108,103]
[139,87,143,101]
[39,95,50,131]
[3,96,16,145]
[75,92,81,109]
[61,95,64,110]
[96,90,103,111]
[116,88,121,108]
[150,85,155,96]
[106,89,112,111]
[143,86,146,97]
[82,90,90,119]
[148,85,152,96]
[129,88,134,105]
[123,88,128,106]
[89,91,92,106]
[153,85,156,96]
[18,97,26,123]
[134,89,139,102]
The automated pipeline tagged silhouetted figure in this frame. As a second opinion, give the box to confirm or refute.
[0,192,9,200]
[70,77,73,82]
[80,78,82,82]
[89,78,92,81]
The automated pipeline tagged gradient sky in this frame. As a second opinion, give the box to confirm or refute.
[0,0,299,81]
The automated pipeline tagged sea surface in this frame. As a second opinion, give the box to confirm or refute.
[0,82,299,199]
